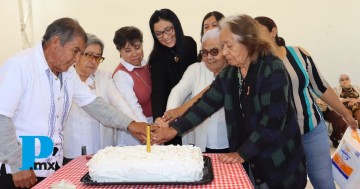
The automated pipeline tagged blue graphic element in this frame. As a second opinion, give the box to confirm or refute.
[19,136,53,170]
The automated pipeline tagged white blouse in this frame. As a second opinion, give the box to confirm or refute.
[113,59,152,146]
[166,62,228,152]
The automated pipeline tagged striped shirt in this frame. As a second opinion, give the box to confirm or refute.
[284,46,329,134]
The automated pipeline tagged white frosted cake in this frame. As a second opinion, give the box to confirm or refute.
[87,145,204,182]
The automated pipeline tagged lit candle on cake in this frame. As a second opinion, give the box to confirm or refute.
[146,125,151,153]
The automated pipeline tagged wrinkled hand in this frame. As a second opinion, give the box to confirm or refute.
[151,126,178,144]
[219,152,244,164]
[12,170,37,188]
[127,122,147,143]
[154,117,169,128]
[163,108,183,122]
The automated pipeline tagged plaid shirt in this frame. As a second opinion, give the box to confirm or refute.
[171,55,307,189]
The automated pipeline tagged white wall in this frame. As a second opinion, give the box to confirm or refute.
[1,0,359,86]
[0,0,22,62]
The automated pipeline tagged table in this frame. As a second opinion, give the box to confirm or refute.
[33,154,254,188]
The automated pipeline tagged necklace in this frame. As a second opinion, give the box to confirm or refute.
[87,74,96,90]
[237,68,245,116]
[134,66,151,90]
[169,49,180,63]
[237,68,246,93]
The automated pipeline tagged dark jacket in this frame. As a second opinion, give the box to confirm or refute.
[149,36,197,120]
[171,55,307,189]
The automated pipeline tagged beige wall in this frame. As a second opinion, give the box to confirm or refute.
[0,0,22,63]
[1,0,360,86]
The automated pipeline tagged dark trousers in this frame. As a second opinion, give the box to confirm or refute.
[0,164,19,189]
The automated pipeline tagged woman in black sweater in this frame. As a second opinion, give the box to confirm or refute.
[148,8,197,145]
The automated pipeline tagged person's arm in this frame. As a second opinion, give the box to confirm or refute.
[0,115,22,172]
[103,71,138,120]
[112,71,147,122]
[298,47,357,129]
[82,97,147,142]
[152,74,225,145]
[164,86,209,122]
[165,64,196,110]
[164,63,203,122]
[0,59,37,187]
[320,88,358,129]
[333,86,346,103]
[0,115,37,188]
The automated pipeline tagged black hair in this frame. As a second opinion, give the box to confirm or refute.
[200,11,224,40]
[113,26,143,50]
[148,8,185,62]
[254,16,286,46]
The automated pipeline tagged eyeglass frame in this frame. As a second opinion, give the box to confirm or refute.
[154,26,174,39]
[340,78,349,82]
[81,52,105,63]
[200,48,220,57]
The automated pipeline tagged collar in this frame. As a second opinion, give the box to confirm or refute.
[34,42,50,75]
[120,58,147,72]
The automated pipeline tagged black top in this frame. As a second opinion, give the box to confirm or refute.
[149,36,197,120]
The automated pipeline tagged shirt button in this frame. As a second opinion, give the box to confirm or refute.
[250,164,255,168]
[256,179,261,183]
[58,97,60,100]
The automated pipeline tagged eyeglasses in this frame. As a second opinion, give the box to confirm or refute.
[81,52,105,63]
[340,78,349,81]
[154,26,174,38]
[200,48,219,57]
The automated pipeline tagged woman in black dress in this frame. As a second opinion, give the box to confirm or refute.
[148,8,197,145]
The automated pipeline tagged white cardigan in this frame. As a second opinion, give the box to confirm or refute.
[64,69,139,158]
[166,62,228,152]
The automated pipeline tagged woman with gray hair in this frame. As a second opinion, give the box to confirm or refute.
[152,15,307,189]
[63,33,137,164]
[162,28,228,153]
[334,74,360,124]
